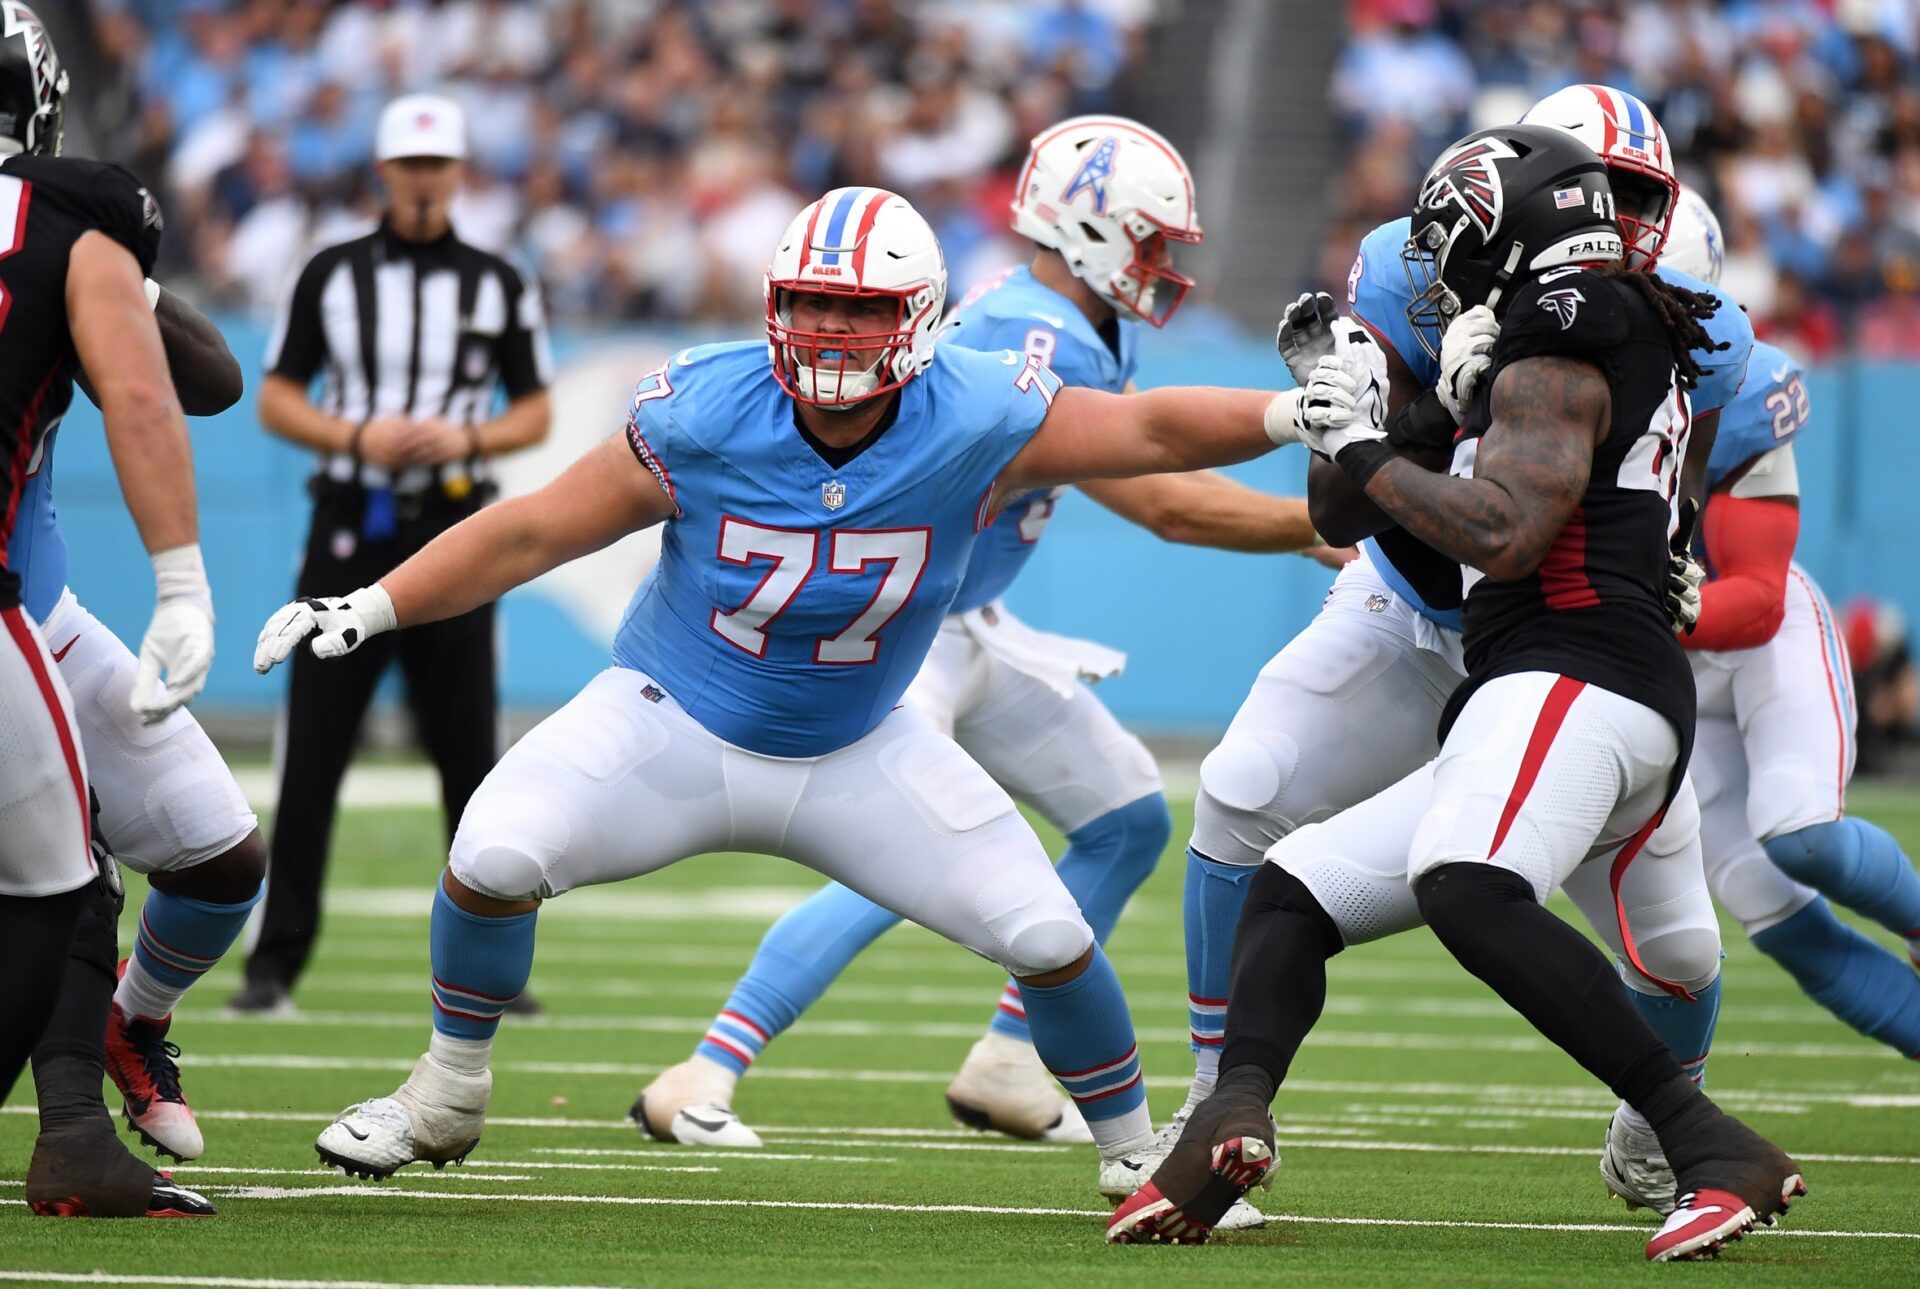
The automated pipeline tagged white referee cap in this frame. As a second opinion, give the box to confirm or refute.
[376,94,467,162]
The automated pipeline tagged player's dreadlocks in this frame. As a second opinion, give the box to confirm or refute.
[1601,264,1728,390]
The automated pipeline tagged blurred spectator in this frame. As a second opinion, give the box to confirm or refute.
[77,0,1158,323]
[1846,596,1918,774]
[1324,0,1920,356]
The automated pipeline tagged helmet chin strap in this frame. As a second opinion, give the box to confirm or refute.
[1484,241,1527,316]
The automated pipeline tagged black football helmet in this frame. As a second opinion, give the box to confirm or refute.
[0,2,65,158]
[1401,123,1622,360]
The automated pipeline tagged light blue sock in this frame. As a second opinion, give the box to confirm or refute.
[695,883,902,1075]
[1016,945,1148,1137]
[1625,971,1721,1086]
[429,881,537,1041]
[1764,818,1920,943]
[1752,898,1920,1058]
[117,883,265,1020]
[987,793,1170,1044]
[1184,847,1258,1079]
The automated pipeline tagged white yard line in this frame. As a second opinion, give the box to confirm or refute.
[162,1010,1903,1062]
[172,1184,1920,1241]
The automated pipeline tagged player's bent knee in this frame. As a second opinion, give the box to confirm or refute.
[1192,734,1301,867]
[1624,925,1722,996]
[1078,793,1172,889]
[1762,820,1853,887]
[973,865,1094,976]
[152,829,268,902]
[449,796,569,903]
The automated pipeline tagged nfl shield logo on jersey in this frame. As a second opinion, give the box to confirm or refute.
[822,480,846,511]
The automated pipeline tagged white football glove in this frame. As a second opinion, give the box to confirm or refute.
[1291,316,1391,459]
[254,584,396,674]
[131,544,215,724]
[1437,304,1498,421]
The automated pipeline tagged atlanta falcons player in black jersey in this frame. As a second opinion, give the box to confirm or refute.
[1110,126,1803,1263]
[0,2,240,1219]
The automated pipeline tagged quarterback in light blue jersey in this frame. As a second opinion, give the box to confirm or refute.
[1653,191,1920,1152]
[637,121,1325,1230]
[1165,86,1760,1224]
[258,182,1326,1200]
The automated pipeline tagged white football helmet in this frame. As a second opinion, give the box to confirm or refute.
[1521,84,1678,270]
[765,187,947,406]
[1661,184,1724,286]
[1010,115,1202,327]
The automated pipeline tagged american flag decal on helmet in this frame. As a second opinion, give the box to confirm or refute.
[1421,135,1519,240]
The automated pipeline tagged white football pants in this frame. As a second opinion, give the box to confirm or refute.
[448,666,1096,977]
[0,604,94,897]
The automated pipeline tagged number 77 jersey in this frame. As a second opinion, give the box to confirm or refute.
[613,340,1063,757]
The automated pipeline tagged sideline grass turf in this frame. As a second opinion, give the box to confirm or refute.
[4,789,1918,1286]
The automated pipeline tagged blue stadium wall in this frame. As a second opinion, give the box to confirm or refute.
[45,316,1915,733]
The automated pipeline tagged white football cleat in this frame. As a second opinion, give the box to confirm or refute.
[946,1033,1087,1142]
[1601,1108,1677,1215]
[632,1058,763,1148]
[315,1052,489,1179]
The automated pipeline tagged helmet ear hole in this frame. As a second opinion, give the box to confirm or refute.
[1078,222,1107,244]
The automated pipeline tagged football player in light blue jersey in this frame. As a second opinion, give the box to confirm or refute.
[636,122,1324,1232]
[1167,88,1754,1217]
[259,184,1329,1197]
[1641,191,1920,1205]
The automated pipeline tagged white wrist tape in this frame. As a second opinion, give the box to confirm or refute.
[151,543,211,608]
[1263,389,1303,446]
[349,583,399,636]
[143,278,161,311]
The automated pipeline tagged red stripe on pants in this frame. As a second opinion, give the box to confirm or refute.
[1,605,91,869]
[1487,676,1588,859]
[1608,806,1695,1000]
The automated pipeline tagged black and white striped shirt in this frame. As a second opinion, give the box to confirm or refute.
[265,220,552,493]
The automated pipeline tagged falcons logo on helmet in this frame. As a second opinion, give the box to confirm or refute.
[1,2,54,107]
[1420,136,1519,241]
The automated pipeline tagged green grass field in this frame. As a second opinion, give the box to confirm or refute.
[4,779,1919,1287]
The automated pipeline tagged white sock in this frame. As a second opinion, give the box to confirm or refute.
[1180,1054,1220,1118]
[1090,1104,1155,1159]
[427,1030,493,1078]
[689,1052,743,1102]
[1616,1099,1654,1137]
[113,957,182,1022]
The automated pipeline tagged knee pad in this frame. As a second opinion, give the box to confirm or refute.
[974,866,1093,976]
[449,793,569,901]
[1623,925,1722,997]
[1069,793,1173,891]
[1192,733,1301,867]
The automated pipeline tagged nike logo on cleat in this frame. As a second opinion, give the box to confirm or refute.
[679,1112,729,1134]
[343,1124,369,1141]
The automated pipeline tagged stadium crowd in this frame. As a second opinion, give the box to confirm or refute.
[79,0,1152,319]
[1328,0,1920,357]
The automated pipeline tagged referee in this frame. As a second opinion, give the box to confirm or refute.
[235,95,552,1012]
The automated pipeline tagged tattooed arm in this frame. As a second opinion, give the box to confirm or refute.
[1348,355,1608,582]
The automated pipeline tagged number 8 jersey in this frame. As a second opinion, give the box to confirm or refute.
[614,340,1062,757]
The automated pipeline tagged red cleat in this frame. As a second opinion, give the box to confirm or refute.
[1645,1174,1806,1262]
[104,994,205,1161]
[1106,1137,1276,1245]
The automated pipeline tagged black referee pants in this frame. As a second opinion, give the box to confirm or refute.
[247,488,498,991]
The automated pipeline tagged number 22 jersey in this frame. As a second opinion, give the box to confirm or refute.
[613,341,1063,757]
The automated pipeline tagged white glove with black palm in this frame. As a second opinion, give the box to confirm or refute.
[131,544,215,724]
[1273,293,1390,459]
[1436,304,1499,421]
[254,585,397,673]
